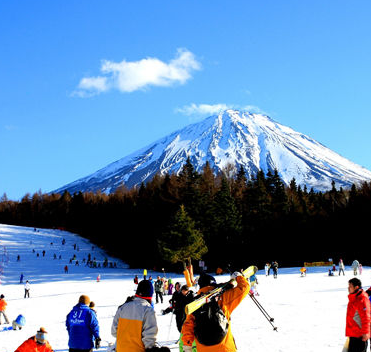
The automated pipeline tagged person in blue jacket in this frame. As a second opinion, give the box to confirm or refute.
[66,295,101,352]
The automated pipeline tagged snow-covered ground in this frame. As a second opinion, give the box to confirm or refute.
[0,223,367,351]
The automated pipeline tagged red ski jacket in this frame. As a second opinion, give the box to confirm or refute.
[346,289,371,338]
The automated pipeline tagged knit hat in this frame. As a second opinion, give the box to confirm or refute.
[36,327,47,344]
[0,294,4,299]
[136,280,154,300]
[198,273,216,289]
[78,295,90,305]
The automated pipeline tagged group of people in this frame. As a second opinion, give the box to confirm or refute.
[264,261,279,278]
[13,270,249,352]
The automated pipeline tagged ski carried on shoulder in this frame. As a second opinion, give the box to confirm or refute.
[185,265,258,315]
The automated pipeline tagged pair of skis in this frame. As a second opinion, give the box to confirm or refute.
[185,265,258,315]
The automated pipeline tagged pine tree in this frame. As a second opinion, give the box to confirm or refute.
[158,205,207,265]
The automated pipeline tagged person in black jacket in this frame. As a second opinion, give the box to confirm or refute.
[174,285,194,333]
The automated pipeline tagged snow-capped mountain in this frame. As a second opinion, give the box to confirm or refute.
[53,110,371,194]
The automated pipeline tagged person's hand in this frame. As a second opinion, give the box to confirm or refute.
[362,334,369,341]
[182,345,192,352]
[230,271,242,280]
[95,337,101,349]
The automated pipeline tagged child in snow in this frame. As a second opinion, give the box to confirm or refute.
[12,314,26,330]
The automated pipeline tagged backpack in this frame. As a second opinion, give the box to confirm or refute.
[193,298,229,346]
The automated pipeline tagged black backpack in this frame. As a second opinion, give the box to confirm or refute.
[193,298,229,346]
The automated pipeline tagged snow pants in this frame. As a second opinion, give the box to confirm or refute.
[156,291,163,303]
[24,289,30,298]
[348,337,367,352]
[0,310,9,324]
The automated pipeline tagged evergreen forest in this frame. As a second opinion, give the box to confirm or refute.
[1,160,370,272]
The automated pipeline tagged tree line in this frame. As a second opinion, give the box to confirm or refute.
[1,159,371,271]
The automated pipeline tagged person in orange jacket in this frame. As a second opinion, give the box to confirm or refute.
[15,327,54,352]
[0,294,10,325]
[346,278,370,352]
[181,271,250,352]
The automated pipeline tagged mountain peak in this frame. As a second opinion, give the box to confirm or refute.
[53,110,371,194]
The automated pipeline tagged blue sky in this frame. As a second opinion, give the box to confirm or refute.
[1,0,371,200]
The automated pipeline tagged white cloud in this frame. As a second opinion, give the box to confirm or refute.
[73,49,201,97]
[175,103,266,117]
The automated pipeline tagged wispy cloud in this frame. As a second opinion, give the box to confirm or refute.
[175,103,265,117]
[73,49,201,97]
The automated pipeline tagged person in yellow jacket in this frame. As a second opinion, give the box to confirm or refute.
[111,280,170,352]
[181,271,249,352]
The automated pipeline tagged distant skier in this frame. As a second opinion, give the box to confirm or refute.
[272,261,279,279]
[352,260,360,276]
[64,265,68,274]
[265,263,270,276]
[24,280,30,298]
[154,276,164,304]
[339,259,345,276]
[0,294,10,325]
[19,273,24,284]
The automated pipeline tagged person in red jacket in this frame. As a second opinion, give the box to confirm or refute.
[346,278,370,352]
[15,327,54,352]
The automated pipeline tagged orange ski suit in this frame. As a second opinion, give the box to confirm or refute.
[0,298,7,311]
[182,275,250,352]
[15,336,54,352]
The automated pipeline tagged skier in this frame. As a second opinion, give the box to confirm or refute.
[111,280,170,352]
[14,327,53,352]
[24,280,31,298]
[175,285,195,333]
[134,275,139,285]
[64,265,69,274]
[339,259,345,276]
[66,295,101,351]
[154,276,164,304]
[143,269,147,280]
[181,271,250,352]
[265,263,270,276]
[0,294,10,325]
[352,260,360,276]
[19,273,24,284]
[272,261,279,279]
[168,278,174,295]
[346,278,370,352]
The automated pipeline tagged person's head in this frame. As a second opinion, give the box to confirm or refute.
[157,276,161,280]
[89,301,95,309]
[198,273,217,289]
[175,282,180,291]
[35,327,47,345]
[0,294,4,299]
[78,295,90,305]
[348,278,362,294]
[181,285,189,295]
[136,280,154,303]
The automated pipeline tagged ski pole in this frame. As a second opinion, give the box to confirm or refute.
[249,294,278,331]
[167,310,174,340]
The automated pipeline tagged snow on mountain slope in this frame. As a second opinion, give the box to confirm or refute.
[53,110,371,194]
[0,223,365,352]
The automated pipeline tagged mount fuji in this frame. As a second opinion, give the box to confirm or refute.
[53,110,371,194]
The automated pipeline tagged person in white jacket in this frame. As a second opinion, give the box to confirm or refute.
[339,259,345,276]
[24,280,31,298]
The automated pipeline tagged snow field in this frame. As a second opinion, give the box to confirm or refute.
[0,223,367,351]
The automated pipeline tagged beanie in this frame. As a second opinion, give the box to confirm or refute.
[36,327,47,344]
[78,295,90,305]
[136,280,154,300]
[198,273,216,289]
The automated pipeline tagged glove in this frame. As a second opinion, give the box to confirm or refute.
[231,271,242,280]
[95,337,101,349]
[183,345,193,352]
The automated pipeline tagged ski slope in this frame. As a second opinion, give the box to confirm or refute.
[0,223,367,351]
